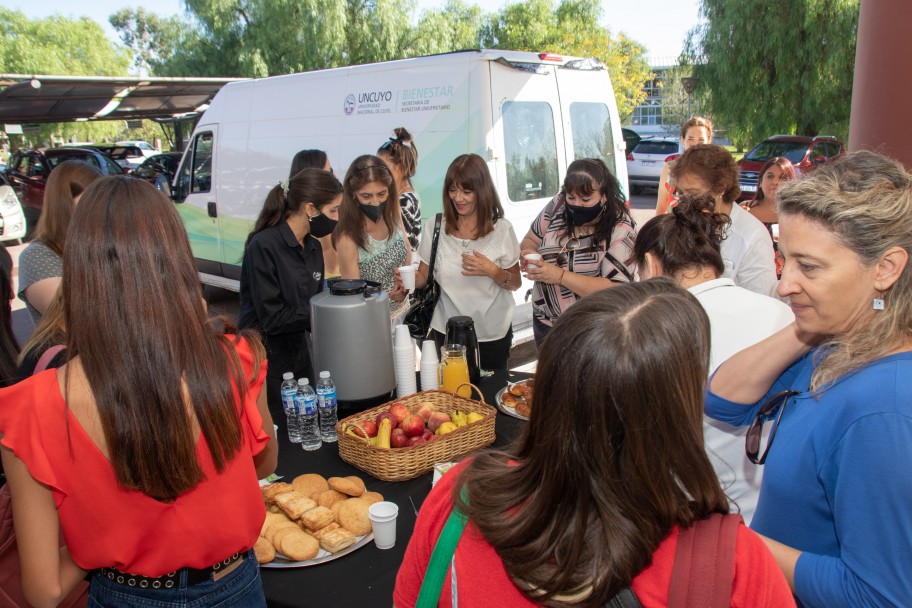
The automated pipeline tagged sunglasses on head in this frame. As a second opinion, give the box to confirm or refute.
[745,389,800,465]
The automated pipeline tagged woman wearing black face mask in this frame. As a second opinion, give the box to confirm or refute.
[520,158,637,347]
[334,154,411,321]
[239,168,343,416]
[288,148,342,278]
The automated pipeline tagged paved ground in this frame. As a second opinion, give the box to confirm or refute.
[5,190,658,363]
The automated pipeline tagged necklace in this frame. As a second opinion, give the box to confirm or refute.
[455,221,477,247]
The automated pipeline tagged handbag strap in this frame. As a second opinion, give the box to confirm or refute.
[426,213,442,280]
[415,485,469,608]
[667,513,742,608]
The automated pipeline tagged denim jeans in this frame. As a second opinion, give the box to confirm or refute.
[87,550,266,607]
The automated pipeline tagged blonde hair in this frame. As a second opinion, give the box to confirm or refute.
[778,150,912,391]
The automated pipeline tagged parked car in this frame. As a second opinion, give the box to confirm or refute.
[132,152,181,195]
[106,145,152,169]
[737,135,844,197]
[116,140,160,155]
[5,147,126,231]
[626,137,683,194]
[0,172,26,243]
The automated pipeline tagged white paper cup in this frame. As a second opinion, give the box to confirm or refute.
[398,265,416,291]
[394,325,413,348]
[525,253,543,269]
[369,502,399,549]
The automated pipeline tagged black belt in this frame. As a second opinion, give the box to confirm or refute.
[98,551,246,589]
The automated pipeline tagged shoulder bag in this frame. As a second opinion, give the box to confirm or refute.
[404,213,442,340]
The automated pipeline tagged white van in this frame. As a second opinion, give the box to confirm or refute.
[171,50,629,333]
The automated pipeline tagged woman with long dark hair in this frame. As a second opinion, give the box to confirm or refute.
[17,160,101,323]
[239,167,343,414]
[0,176,277,607]
[334,155,411,320]
[394,280,794,607]
[412,154,520,369]
[519,158,636,346]
[287,150,341,278]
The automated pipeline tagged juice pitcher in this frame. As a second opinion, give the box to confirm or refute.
[438,345,471,398]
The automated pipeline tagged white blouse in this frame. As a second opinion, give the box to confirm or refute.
[417,216,520,342]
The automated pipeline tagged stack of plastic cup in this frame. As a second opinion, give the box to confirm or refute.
[420,340,440,390]
[393,325,417,397]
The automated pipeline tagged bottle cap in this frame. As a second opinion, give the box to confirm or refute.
[283,372,294,380]
[298,378,309,385]
[320,371,330,378]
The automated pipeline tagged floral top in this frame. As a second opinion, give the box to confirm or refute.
[530,195,637,327]
[358,228,409,318]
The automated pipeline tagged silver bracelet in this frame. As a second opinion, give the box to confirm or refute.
[496,269,511,289]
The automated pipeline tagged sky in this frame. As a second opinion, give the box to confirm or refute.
[2,0,701,62]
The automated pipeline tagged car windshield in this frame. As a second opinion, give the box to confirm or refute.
[633,141,679,155]
[744,141,808,164]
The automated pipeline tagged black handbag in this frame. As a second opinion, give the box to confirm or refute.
[404,213,442,340]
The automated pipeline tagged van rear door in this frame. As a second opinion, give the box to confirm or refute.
[554,62,629,195]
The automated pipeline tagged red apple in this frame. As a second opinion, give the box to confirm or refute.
[407,436,427,447]
[415,401,435,420]
[390,428,409,448]
[354,420,378,438]
[375,411,397,430]
[388,402,410,424]
[400,414,426,438]
[421,428,434,442]
[427,411,452,433]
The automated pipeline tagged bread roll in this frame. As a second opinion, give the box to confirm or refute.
[292,473,329,498]
[279,530,320,561]
[328,476,365,497]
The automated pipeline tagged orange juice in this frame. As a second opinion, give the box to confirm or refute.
[439,353,471,397]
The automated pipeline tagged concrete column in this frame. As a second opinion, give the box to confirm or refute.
[848,0,912,169]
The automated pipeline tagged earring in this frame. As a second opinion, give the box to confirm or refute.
[873,292,885,311]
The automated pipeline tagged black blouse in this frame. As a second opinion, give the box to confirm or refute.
[238,222,324,378]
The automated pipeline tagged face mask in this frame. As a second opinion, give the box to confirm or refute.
[359,201,386,223]
[309,213,337,238]
[566,200,603,225]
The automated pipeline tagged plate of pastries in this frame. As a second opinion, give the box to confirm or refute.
[495,379,534,420]
[257,473,383,567]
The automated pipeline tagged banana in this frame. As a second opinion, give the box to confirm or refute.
[377,418,392,449]
[451,410,468,427]
[345,427,370,443]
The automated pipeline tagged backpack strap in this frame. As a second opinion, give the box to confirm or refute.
[667,513,742,608]
[415,485,470,608]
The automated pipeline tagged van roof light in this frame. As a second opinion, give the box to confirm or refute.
[538,53,563,62]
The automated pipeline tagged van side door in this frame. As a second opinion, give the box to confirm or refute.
[172,128,221,275]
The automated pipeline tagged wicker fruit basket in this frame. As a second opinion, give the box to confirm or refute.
[335,384,497,482]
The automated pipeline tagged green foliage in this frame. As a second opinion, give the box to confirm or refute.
[686,0,859,147]
[654,58,711,137]
[0,8,133,146]
[409,0,494,55]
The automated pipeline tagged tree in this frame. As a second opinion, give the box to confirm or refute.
[686,0,859,146]
[408,0,493,56]
[0,8,132,146]
[485,0,650,120]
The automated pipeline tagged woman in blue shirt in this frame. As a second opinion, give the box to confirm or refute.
[705,151,912,607]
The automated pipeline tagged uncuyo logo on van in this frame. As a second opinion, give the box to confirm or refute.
[343,94,356,116]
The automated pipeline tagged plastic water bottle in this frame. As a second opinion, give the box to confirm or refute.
[280,372,303,443]
[295,378,321,451]
[316,371,338,443]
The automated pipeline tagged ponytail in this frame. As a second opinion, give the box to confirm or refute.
[377,127,419,184]
[632,193,730,278]
[245,183,290,251]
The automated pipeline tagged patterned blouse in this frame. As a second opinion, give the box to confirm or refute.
[529,195,637,327]
[358,227,410,318]
[399,191,421,251]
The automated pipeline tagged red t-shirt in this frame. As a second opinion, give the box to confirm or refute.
[0,336,270,576]
[394,461,796,608]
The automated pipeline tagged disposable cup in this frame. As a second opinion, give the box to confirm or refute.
[394,325,413,349]
[398,265,416,291]
[525,253,543,269]
[368,502,399,549]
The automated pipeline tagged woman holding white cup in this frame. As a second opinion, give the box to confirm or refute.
[520,158,637,347]
[412,154,520,370]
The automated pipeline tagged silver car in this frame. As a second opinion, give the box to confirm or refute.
[0,172,26,243]
[626,138,683,194]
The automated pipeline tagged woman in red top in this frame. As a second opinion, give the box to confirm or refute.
[394,280,795,608]
[0,176,277,607]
